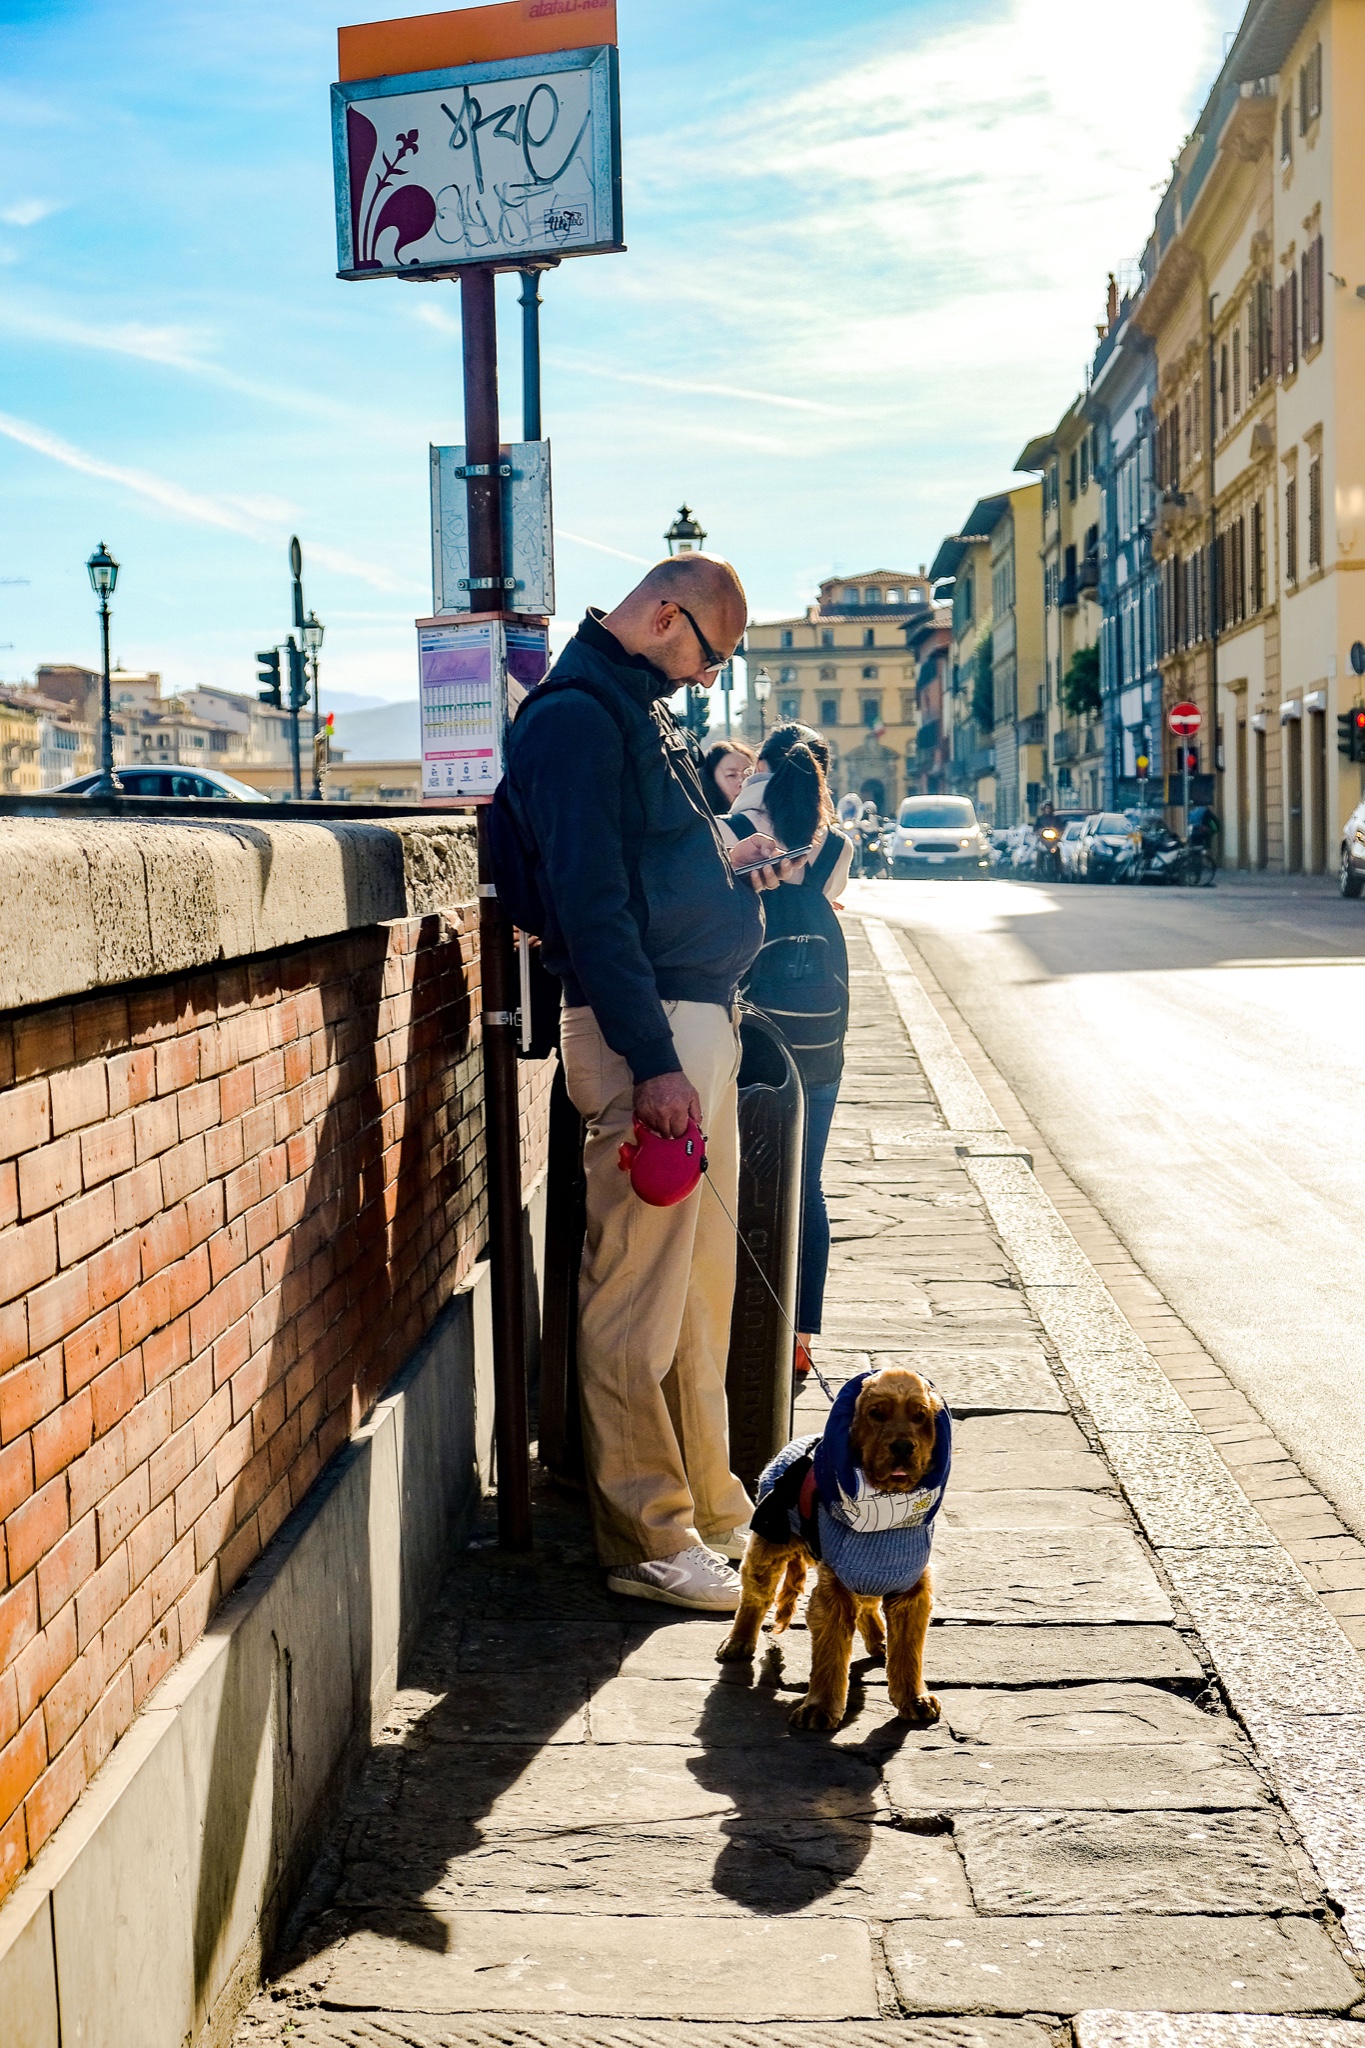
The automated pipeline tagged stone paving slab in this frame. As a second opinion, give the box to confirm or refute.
[954,1810,1314,1915]
[950,1413,1118,1492]
[933,1685,1237,1749]
[450,1622,627,1678]
[926,1627,1205,1689]
[313,1911,879,2020]
[586,1674,914,1749]
[343,1816,974,1920]
[883,1743,1268,1815]
[616,1619,1203,1692]
[884,1913,1358,2016]
[932,1529,1172,1624]
[1074,2016,1365,2047]
[942,1489,1134,1530]
[243,2017,1056,2047]
[1099,1437,1278,1548]
[866,1350,1067,1414]
[390,1742,885,1830]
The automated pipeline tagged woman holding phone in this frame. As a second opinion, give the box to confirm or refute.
[725,723,852,1376]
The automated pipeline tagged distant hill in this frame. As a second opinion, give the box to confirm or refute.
[319,688,394,717]
[330,699,420,761]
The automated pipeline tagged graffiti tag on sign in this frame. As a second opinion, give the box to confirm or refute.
[333,47,621,278]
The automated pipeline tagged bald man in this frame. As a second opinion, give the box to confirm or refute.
[504,556,798,1609]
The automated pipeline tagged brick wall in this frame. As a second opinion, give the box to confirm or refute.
[0,905,552,1904]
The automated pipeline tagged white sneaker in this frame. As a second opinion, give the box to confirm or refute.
[607,1544,742,1612]
[707,1525,752,1562]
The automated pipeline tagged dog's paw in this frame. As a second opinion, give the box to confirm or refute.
[789,1694,841,1731]
[715,1634,754,1663]
[895,1691,941,1725]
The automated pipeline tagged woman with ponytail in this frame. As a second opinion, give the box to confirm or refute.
[725,724,853,1376]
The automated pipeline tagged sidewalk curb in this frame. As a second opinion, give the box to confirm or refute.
[862,914,1365,1969]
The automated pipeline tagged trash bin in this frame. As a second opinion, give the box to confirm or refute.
[724,1009,806,1494]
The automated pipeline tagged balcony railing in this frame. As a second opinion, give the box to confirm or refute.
[968,745,996,777]
[1060,573,1078,611]
[1053,728,1077,763]
[916,719,940,754]
[1017,713,1047,746]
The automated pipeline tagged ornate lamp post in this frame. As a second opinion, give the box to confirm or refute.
[753,665,772,742]
[663,507,710,740]
[86,542,122,795]
[665,505,706,556]
[302,609,325,798]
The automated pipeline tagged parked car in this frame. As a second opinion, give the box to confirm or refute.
[886,796,990,877]
[1341,796,1365,898]
[1076,811,1140,883]
[57,766,262,801]
[1056,818,1087,880]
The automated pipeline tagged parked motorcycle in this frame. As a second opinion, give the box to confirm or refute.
[1125,817,1215,886]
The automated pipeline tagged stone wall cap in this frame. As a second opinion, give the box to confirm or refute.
[0,812,478,1012]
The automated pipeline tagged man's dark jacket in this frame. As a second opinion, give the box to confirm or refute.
[503,617,763,1082]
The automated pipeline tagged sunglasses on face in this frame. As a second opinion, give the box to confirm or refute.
[671,602,735,675]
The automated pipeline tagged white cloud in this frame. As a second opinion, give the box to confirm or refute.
[0,199,62,227]
[0,409,405,591]
[617,0,1231,467]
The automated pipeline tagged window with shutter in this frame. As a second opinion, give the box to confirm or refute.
[1308,458,1322,569]
[1232,326,1242,415]
[1281,99,1292,163]
[1251,500,1264,612]
[1290,270,1299,373]
[1286,476,1299,584]
[1219,345,1229,433]
[1304,234,1324,350]
[1306,43,1322,124]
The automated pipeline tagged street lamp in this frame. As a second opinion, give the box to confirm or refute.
[86,542,122,795]
[665,505,706,556]
[663,508,710,739]
[302,609,325,799]
[754,665,772,741]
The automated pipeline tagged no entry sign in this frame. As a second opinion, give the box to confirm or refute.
[1169,700,1202,737]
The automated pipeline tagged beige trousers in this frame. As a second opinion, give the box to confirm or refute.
[560,1000,754,1565]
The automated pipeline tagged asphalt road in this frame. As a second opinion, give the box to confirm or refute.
[843,868,1365,1538]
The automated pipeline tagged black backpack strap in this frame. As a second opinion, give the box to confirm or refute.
[808,827,846,890]
[727,812,759,840]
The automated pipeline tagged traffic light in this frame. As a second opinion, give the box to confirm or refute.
[1339,708,1365,762]
[1183,747,1199,774]
[313,712,334,780]
[256,648,282,707]
[286,636,309,711]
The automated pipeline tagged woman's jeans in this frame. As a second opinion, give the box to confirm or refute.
[797,1078,841,1334]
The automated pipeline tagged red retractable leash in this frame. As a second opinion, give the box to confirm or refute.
[617,1115,837,1405]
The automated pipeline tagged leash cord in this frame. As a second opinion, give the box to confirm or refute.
[700,1174,837,1406]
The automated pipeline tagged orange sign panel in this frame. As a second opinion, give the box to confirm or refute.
[338,0,617,83]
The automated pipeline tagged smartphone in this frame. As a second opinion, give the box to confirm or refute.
[737,841,815,872]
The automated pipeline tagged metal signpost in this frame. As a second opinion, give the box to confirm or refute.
[1169,699,1202,831]
[331,0,623,1551]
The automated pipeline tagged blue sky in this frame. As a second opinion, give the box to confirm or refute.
[0,0,1246,706]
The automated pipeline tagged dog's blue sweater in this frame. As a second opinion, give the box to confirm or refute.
[754,1372,951,1599]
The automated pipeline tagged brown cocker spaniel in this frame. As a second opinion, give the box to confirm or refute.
[717,1367,944,1731]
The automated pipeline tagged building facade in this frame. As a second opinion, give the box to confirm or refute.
[930,499,1006,823]
[905,602,954,794]
[743,570,932,812]
[928,487,1044,827]
[1108,0,1364,867]
[1019,396,1106,811]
